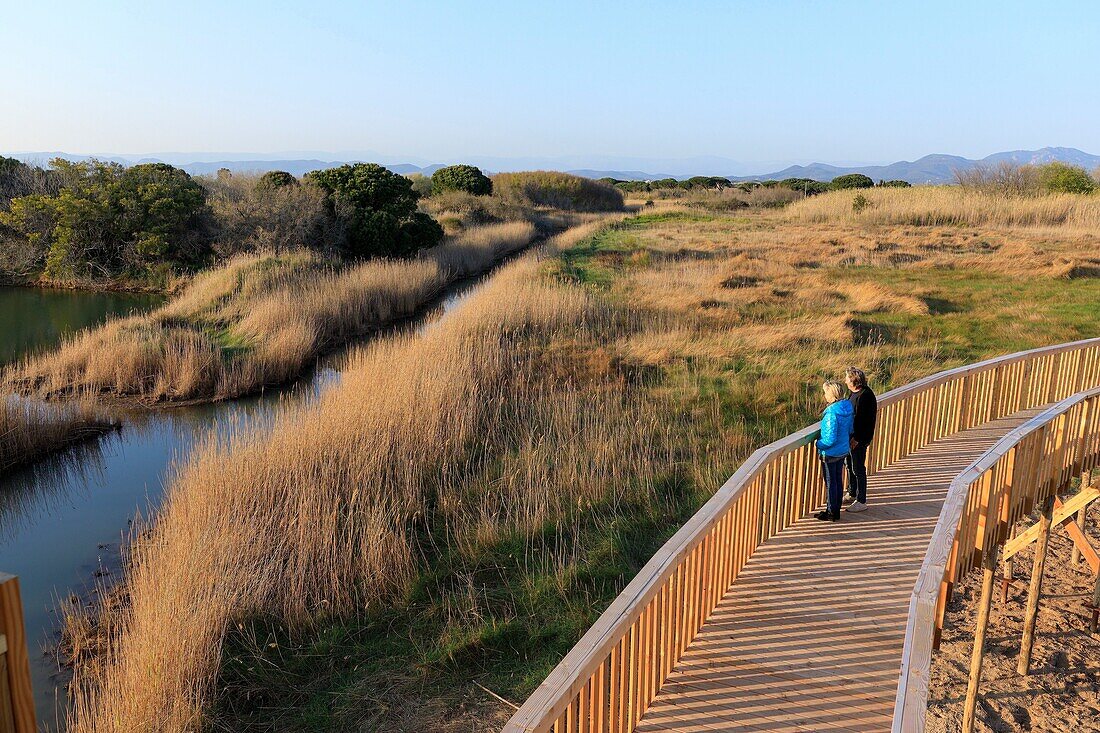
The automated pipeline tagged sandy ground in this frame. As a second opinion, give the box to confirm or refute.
[926,500,1100,732]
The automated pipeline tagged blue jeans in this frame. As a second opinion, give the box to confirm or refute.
[822,455,847,518]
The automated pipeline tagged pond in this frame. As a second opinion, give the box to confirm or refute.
[0,286,164,367]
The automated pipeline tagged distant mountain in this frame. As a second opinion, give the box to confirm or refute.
[566,169,676,181]
[5,147,1098,185]
[178,160,445,177]
[728,148,1100,185]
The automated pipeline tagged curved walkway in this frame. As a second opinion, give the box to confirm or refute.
[634,409,1044,732]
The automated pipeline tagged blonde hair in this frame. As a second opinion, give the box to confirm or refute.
[822,380,845,404]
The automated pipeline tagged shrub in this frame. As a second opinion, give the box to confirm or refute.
[954,163,1039,196]
[684,176,733,190]
[305,163,443,259]
[419,189,527,226]
[255,171,298,190]
[852,193,871,213]
[614,180,654,193]
[1037,162,1095,194]
[831,173,874,190]
[879,179,912,188]
[406,173,433,198]
[431,164,492,196]
[779,178,832,195]
[0,159,211,280]
[0,157,58,207]
[202,173,341,257]
[493,171,624,212]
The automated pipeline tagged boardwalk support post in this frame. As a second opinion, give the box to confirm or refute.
[1090,572,1100,634]
[1001,527,1016,604]
[1017,495,1054,676]
[963,546,999,733]
[1072,471,1090,566]
[0,574,35,733]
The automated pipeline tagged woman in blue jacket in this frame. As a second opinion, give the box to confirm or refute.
[816,381,854,522]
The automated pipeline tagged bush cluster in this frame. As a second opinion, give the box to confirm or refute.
[493,171,624,212]
[431,164,492,196]
[603,173,905,197]
[0,159,451,283]
[830,173,875,190]
[0,159,210,281]
[305,163,443,260]
[955,161,1098,196]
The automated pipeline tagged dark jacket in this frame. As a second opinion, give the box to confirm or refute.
[849,386,878,446]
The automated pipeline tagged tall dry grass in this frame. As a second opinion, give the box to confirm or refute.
[786,186,1100,229]
[64,222,704,732]
[5,221,538,404]
[0,398,112,475]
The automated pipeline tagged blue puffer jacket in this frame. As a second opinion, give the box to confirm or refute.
[817,399,854,458]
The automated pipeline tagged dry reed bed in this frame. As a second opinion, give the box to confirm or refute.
[64,222,710,732]
[786,186,1100,229]
[0,397,113,475]
[5,221,538,404]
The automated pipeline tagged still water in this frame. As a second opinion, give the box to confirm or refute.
[0,279,481,730]
[0,286,164,367]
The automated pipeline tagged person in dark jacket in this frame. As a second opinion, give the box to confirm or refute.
[844,366,877,513]
[816,381,854,522]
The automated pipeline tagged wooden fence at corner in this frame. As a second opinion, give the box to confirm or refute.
[892,385,1100,731]
[501,337,1100,733]
[0,573,35,733]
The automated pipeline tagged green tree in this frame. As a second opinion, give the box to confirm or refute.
[0,159,210,280]
[879,179,912,188]
[831,173,875,190]
[305,163,443,259]
[256,170,298,190]
[406,173,433,198]
[431,164,493,196]
[1037,162,1095,194]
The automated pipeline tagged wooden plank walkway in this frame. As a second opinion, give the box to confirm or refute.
[634,409,1044,733]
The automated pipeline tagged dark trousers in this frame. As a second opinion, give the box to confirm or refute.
[846,442,869,504]
[822,456,846,518]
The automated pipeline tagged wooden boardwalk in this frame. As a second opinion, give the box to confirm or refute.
[634,410,1043,733]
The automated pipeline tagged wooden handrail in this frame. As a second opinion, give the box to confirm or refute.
[502,337,1100,733]
[892,385,1100,731]
[0,574,34,733]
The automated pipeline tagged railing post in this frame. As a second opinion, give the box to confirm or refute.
[0,574,35,733]
[962,545,998,733]
[1017,495,1054,675]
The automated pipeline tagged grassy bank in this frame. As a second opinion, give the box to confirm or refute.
[786,185,1100,229]
[0,398,113,476]
[5,220,545,405]
[65,191,1100,731]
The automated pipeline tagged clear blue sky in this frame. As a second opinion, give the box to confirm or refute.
[3,1,1098,168]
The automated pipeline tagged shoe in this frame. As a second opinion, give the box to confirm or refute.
[846,501,868,513]
[843,493,856,505]
[814,510,832,521]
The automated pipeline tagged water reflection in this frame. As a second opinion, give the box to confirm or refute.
[0,265,495,729]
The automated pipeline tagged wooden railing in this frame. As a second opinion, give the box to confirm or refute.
[502,337,1100,733]
[892,385,1100,731]
[0,573,34,733]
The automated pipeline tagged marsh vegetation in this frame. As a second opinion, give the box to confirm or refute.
[56,185,1100,732]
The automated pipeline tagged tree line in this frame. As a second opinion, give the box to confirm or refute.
[599,173,911,195]
[0,159,621,286]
